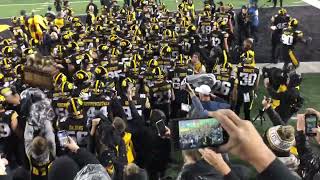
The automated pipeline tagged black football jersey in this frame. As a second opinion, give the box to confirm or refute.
[149,80,172,105]
[169,66,193,90]
[281,28,303,47]
[57,116,89,147]
[273,14,291,33]
[199,21,213,36]
[106,61,124,79]
[236,66,259,92]
[119,94,146,120]
[210,30,226,49]
[213,72,234,101]
[83,95,111,121]
[52,96,69,120]
[0,110,15,140]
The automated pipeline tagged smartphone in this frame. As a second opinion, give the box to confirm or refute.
[156,120,167,136]
[170,118,229,150]
[305,114,318,136]
[57,130,69,147]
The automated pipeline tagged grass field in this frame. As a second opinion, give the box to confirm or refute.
[0,0,307,18]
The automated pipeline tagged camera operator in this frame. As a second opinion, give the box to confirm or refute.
[295,108,320,180]
[264,69,303,123]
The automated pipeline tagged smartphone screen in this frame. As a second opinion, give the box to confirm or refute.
[57,130,69,147]
[306,114,318,136]
[178,118,225,149]
[156,120,166,136]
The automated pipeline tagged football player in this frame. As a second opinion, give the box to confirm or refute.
[57,97,89,147]
[281,18,308,71]
[233,49,259,120]
[270,8,291,63]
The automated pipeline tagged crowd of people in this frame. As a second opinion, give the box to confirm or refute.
[0,0,318,179]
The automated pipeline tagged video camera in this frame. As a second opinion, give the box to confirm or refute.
[262,67,287,90]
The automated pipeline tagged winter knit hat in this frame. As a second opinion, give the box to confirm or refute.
[265,125,295,156]
[48,156,80,180]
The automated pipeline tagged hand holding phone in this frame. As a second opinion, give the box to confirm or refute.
[305,114,318,136]
[156,120,167,137]
[57,130,69,147]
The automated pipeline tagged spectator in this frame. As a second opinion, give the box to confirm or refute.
[186,84,230,118]
[189,52,206,74]
[272,0,283,8]
[263,125,300,176]
[123,163,148,180]
[295,108,320,179]
[126,95,170,180]
[86,0,99,16]
[48,137,101,180]
[54,0,62,12]
[205,109,301,180]
[248,3,259,42]
[177,149,225,179]
[237,6,250,46]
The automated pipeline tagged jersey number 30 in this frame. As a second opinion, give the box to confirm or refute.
[239,73,257,86]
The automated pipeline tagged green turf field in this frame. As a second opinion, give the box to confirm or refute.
[0,0,307,18]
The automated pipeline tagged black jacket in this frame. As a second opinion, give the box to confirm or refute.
[178,160,224,180]
[267,86,302,123]
[128,101,171,173]
[296,131,320,180]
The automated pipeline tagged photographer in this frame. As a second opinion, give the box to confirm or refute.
[295,108,320,179]
[125,88,170,180]
[264,70,303,123]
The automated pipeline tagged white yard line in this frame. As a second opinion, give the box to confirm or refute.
[302,0,320,9]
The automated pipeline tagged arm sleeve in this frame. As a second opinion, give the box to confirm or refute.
[129,101,144,126]
[87,134,95,153]
[24,123,33,158]
[224,171,241,180]
[265,106,285,126]
[191,96,208,117]
[68,148,100,169]
[256,158,301,180]
[295,130,320,178]
[44,120,56,158]
[110,98,127,121]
